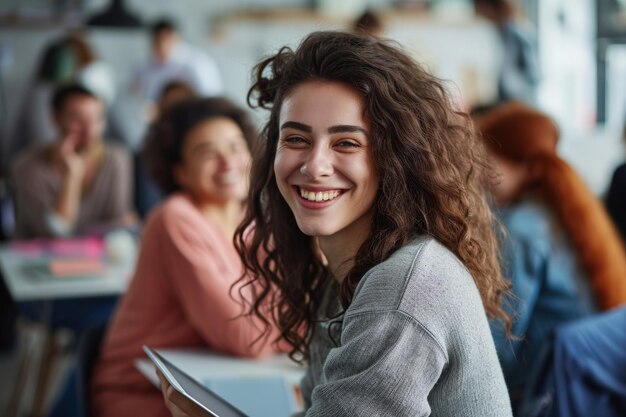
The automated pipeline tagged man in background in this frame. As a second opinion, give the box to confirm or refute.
[134,18,222,105]
[11,84,135,239]
[473,0,541,104]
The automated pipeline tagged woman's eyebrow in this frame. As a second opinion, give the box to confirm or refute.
[281,121,367,136]
[280,121,312,132]
[189,143,214,152]
[327,125,367,135]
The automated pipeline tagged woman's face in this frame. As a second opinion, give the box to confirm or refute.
[175,117,251,205]
[274,81,379,239]
[487,150,529,206]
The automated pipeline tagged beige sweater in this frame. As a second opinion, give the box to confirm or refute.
[11,142,133,239]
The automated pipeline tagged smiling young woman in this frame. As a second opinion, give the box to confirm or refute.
[160,32,513,417]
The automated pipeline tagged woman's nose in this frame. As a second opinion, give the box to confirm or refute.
[216,153,237,171]
[300,145,333,179]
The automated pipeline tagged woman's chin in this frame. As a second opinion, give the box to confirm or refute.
[295,221,337,238]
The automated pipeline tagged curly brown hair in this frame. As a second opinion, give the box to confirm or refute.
[142,97,257,194]
[235,31,511,361]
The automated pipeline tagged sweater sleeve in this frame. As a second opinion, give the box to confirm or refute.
[305,310,446,417]
[11,154,58,238]
[160,210,281,358]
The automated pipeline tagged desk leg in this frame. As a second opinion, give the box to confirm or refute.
[31,328,60,417]
[4,321,35,417]
[4,301,60,417]
[30,299,61,417]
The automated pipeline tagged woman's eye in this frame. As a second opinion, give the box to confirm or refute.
[284,136,308,145]
[200,151,218,160]
[230,143,247,154]
[335,140,360,148]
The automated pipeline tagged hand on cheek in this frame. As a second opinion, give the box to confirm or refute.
[57,131,87,179]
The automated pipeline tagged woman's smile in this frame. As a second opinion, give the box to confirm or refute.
[298,186,342,202]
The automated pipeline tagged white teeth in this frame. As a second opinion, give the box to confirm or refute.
[299,188,341,202]
[218,172,239,185]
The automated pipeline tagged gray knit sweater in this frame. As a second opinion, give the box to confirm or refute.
[297,237,512,416]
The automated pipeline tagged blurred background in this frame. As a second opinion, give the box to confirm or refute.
[0,0,624,192]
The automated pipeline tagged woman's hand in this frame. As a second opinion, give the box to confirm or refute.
[157,371,212,417]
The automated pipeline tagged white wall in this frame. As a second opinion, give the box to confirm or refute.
[1,0,623,195]
[537,0,625,195]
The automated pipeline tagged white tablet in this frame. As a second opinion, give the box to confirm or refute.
[143,345,249,417]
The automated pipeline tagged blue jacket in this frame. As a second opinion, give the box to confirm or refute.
[491,200,597,394]
[528,307,626,417]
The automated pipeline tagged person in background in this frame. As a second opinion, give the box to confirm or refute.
[606,164,626,241]
[521,306,626,417]
[352,9,384,37]
[10,83,134,417]
[151,80,198,123]
[91,97,286,417]
[134,18,222,107]
[11,84,136,239]
[160,31,512,417]
[605,123,626,241]
[472,0,540,104]
[68,33,116,108]
[134,81,197,218]
[476,102,626,408]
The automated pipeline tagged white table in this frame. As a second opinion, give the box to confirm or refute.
[0,242,135,417]
[136,349,306,416]
[0,245,134,302]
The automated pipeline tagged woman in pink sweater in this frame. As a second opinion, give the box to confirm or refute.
[91,98,284,417]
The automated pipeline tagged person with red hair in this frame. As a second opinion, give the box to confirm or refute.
[476,101,626,405]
